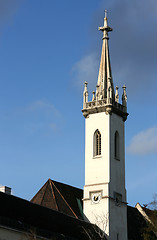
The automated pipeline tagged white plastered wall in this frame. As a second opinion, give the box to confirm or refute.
[84,112,110,186]
[109,113,126,200]
[0,226,48,240]
[84,112,110,234]
[83,112,127,240]
[109,113,127,240]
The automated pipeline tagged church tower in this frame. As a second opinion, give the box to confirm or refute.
[82,12,128,240]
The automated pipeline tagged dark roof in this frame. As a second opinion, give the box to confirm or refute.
[31,179,156,240]
[127,205,147,240]
[142,206,157,223]
[0,191,106,240]
[2,178,155,240]
[127,205,157,240]
[31,179,83,219]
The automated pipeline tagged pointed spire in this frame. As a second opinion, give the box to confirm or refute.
[97,10,114,99]
[96,85,99,101]
[82,13,128,121]
[92,91,95,101]
[122,85,127,107]
[115,86,119,103]
[83,81,88,108]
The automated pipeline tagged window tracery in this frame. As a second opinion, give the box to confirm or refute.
[94,130,101,156]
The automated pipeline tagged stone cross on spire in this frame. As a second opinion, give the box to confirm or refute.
[97,10,114,99]
[105,9,107,18]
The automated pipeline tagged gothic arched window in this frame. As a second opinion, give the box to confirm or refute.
[94,130,101,156]
[115,131,120,159]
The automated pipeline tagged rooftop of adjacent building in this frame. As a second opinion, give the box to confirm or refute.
[0,187,103,240]
[1,179,156,240]
[31,178,83,220]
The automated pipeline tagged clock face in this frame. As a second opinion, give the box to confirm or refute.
[91,192,101,204]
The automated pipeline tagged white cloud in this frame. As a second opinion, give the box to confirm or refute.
[0,0,21,26]
[19,100,63,135]
[127,127,157,155]
[27,100,61,117]
[72,53,99,91]
[49,123,57,132]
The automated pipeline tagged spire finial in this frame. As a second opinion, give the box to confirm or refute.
[97,12,114,100]
[83,81,88,108]
[99,10,112,33]
[115,86,119,103]
[105,9,107,19]
[122,85,127,108]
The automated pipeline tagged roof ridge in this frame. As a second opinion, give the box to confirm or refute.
[50,179,82,191]
[49,179,59,211]
[51,180,78,219]
[31,180,48,202]
[41,180,49,205]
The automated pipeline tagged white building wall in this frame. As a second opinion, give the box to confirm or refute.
[0,226,48,240]
[83,111,127,240]
[85,112,110,185]
[109,201,128,240]
[84,112,110,234]
[109,113,127,239]
[110,113,126,199]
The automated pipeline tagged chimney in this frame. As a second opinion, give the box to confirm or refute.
[0,186,11,195]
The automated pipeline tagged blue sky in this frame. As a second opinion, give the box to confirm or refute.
[0,0,157,207]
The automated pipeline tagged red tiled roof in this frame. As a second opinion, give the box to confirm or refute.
[31,179,83,219]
